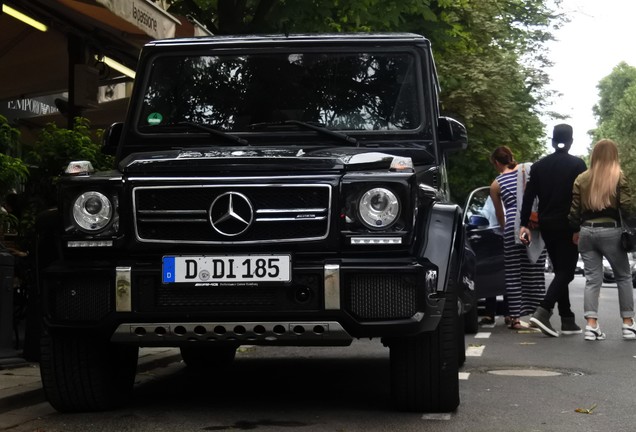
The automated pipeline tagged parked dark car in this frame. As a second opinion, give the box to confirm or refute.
[601,256,636,287]
[463,187,506,304]
[459,240,478,335]
[574,256,584,275]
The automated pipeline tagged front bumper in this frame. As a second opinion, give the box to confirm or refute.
[41,256,445,345]
[111,320,353,346]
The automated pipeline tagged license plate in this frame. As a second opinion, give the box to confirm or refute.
[162,255,291,283]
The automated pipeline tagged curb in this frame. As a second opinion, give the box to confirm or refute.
[0,348,182,414]
[0,382,42,414]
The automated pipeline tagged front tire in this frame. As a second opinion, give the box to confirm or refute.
[388,284,460,412]
[464,304,479,335]
[457,312,467,368]
[40,329,139,412]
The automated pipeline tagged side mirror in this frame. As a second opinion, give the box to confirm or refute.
[438,116,467,152]
[466,215,489,229]
[102,122,123,156]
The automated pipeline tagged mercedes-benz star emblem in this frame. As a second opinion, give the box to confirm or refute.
[209,192,254,237]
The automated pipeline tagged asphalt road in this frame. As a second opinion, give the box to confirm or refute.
[4,274,636,432]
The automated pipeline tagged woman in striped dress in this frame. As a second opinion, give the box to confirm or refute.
[490,146,546,329]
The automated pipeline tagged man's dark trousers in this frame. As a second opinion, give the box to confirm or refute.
[539,227,578,317]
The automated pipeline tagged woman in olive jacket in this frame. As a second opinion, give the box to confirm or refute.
[568,139,636,341]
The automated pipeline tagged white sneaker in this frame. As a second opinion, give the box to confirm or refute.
[622,319,636,340]
[584,325,606,341]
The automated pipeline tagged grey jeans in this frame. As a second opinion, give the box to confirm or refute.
[578,226,634,319]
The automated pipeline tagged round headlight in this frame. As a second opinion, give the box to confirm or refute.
[72,192,112,231]
[358,187,400,229]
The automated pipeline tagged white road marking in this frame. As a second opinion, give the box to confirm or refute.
[466,345,485,356]
[459,372,470,380]
[421,413,452,420]
[474,332,491,339]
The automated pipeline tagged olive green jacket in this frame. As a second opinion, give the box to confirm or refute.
[568,171,633,232]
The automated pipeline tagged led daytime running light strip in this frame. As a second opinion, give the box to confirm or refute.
[351,237,402,245]
[67,240,113,248]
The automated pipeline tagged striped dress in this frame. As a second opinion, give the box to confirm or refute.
[496,170,546,317]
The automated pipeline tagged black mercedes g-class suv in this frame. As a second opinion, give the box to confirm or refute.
[37,33,469,413]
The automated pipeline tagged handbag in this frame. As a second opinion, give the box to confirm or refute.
[618,188,636,252]
[619,207,636,252]
[521,164,540,230]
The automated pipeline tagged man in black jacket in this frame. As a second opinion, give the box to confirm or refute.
[520,124,587,337]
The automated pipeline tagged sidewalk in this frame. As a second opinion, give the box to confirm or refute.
[0,347,182,414]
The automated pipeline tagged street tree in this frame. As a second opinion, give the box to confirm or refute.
[0,115,29,234]
[425,0,562,201]
[593,62,636,192]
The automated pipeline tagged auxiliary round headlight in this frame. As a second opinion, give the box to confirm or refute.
[72,191,112,231]
[358,187,400,229]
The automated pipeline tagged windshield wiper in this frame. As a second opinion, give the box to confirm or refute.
[175,121,249,145]
[249,120,358,146]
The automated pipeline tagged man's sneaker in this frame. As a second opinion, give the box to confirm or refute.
[584,325,606,341]
[561,316,583,335]
[622,319,636,340]
[529,306,559,337]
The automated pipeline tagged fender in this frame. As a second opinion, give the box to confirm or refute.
[418,203,464,294]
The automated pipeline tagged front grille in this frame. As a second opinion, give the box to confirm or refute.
[139,273,322,312]
[133,184,331,244]
[50,277,112,321]
[346,273,418,320]
[157,286,277,309]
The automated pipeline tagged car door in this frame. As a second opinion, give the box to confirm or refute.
[463,186,505,299]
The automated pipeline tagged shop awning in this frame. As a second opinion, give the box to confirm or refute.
[95,0,181,40]
[0,0,211,101]
[0,0,210,133]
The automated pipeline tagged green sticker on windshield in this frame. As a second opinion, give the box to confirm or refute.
[147,112,163,125]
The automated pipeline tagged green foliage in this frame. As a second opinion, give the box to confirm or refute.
[592,62,636,194]
[22,117,114,235]
[0,153,29,195]
[594,62,636,124]
[0,116,30,237]
[0,114,21,155]
[427,1,560,202]
[0,116,29,195]
[26,117,113,179]
[167,0,449,35]
[0,154,29,236]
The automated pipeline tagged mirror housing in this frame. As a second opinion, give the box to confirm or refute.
[438,116,467,152]
[466,215,490,229]
[102,122,123,156]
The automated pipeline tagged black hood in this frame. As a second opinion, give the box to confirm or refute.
[119,146,420,174]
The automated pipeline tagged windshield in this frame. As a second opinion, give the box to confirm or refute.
[137,50,425,135]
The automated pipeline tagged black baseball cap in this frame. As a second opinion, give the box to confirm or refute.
[552,123,573,149]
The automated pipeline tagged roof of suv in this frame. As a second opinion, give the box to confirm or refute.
[145,32,429,48]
